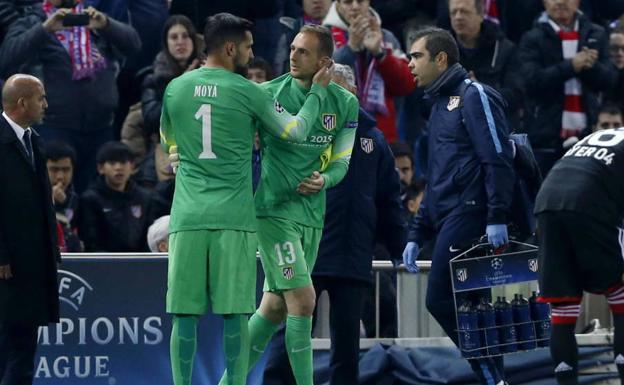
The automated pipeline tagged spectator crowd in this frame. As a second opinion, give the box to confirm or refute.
[0,0,622,254]
[1,1,624,384]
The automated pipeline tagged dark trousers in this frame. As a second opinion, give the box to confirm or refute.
[263,276,368,385]
[0,322,39,385]
[426,212,505,385]
[361,270,397,338]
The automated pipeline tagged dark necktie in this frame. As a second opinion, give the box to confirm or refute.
[23,129,34,166]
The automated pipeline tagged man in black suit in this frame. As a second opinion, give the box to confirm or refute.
[0,74,60,385]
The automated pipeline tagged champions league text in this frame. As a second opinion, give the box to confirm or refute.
[35,316,163,379]
[33,269,164,380]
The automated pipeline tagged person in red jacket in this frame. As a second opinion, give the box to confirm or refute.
[323,0,415,143]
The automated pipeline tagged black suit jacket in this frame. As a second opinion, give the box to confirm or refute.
[0,113,60,325]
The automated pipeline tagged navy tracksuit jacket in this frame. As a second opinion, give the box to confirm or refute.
[407,63,515,385]
[313,108,406,283]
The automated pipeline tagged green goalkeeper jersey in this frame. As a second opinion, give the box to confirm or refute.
[255,74,359,228]
[160,67,327,233]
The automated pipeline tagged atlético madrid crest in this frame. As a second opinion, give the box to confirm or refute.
[360,138,374,153]
[528,258,539,273]
[131,205,142,219]
[282,266,294,280]
[322,114,336,130]
[447,96,460,111]
[456,268,468,282]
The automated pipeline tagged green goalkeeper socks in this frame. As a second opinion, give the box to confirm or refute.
[246,312,280,370]
[219,311,280,385]
[170,315,199,385]
[222,314,250,385]
[286,315,313,385]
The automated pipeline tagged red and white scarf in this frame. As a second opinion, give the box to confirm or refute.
[484,0,500,25]
[43,0,107,80]
[548,18,586,139]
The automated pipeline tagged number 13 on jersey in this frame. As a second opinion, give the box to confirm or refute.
[275,241,297,266]
[196,104,217,159]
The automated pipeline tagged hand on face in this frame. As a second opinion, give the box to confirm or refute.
[52,182,67,204]
[347,14,369,51]
[312,59,334,87]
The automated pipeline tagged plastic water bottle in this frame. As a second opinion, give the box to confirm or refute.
[477,297,500,355]
[512,294,536,350]
[495,296,517,353]
[529,291,551,347]
[457,300,482,357]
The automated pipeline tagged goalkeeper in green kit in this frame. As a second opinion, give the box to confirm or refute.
[159,13,333,385]
[219,24,360,385]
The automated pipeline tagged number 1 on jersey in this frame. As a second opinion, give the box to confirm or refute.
[196,104,217,159]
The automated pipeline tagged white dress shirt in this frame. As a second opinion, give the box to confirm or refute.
[2,111,31,152]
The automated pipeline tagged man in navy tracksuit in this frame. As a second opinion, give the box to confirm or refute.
[404,28,515,385]
[262,65,406,385]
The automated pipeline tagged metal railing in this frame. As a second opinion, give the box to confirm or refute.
[313,260,434,339]
[373,260,432,338]
[61,254,611,339]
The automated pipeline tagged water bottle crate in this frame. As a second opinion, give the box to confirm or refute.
[456,319,551,358]
[450,240,551,358]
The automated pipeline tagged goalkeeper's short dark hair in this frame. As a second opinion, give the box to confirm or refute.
[203,13,253,55]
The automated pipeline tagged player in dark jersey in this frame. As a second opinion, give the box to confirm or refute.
[535,127,624,385]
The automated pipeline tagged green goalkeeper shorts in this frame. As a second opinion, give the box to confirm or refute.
[257,217,322,292]
[166,229,257,315]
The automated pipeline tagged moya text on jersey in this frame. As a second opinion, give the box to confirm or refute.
[193,84,218,98]
[563,127,624,166]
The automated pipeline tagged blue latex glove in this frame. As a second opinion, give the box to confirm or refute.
[402,241,420,273]
[486,224,508,248]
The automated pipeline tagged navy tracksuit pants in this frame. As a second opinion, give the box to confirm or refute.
[427,212,505,385]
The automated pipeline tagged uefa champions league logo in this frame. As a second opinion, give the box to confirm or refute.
[274,100,285,114]
[58,270,94,310]
[491,258,504,271]
[39,269,164,381]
